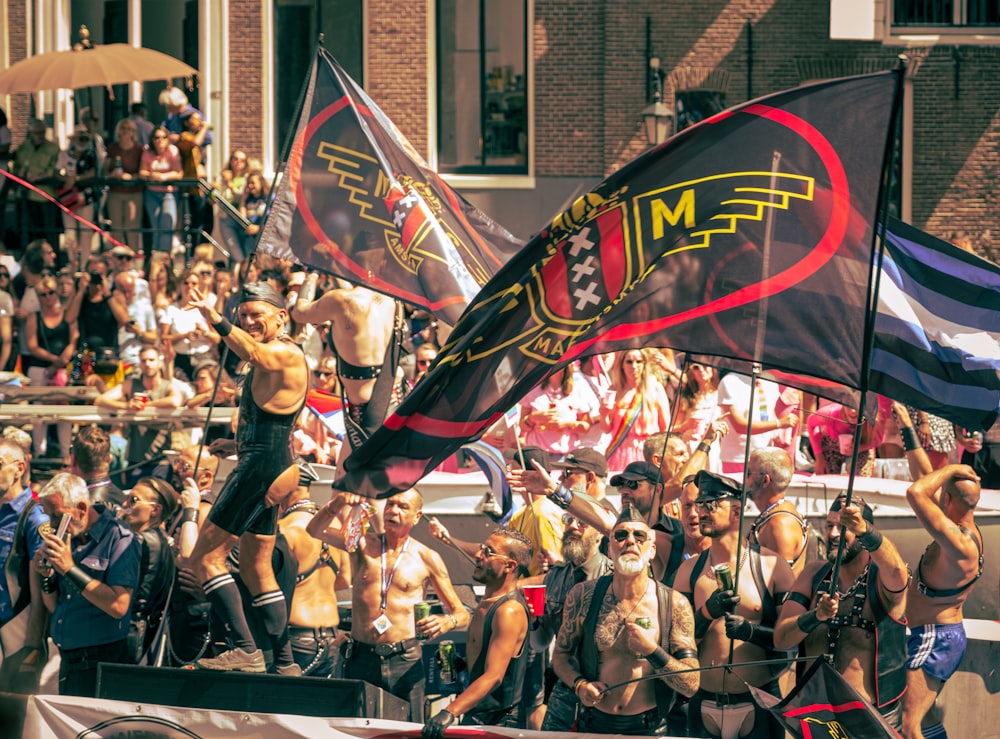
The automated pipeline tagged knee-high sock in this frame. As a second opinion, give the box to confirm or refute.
[202,574,257,652]
[923,723,947,739]
[251,590,293,666]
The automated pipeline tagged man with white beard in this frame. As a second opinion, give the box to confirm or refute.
[552,506,699,735]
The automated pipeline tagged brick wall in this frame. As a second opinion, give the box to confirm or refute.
[5,0,30,142]
[227,0,265,162]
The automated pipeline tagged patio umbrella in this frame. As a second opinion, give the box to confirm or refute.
[0,44,197,95]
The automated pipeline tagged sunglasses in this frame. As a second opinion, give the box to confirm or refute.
[561,513,585,528]
[617,479,643,490]
[479,544,513,562]
[612,528,649,544]
[695,498,731,513]
[313,370,334,378]
[114,254,133,260]
[37,291,56,298]
[0,272,10,278]
[416,359,433,367]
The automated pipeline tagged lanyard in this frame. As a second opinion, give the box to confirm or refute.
[380,534,409,612]
[755,379,770,421]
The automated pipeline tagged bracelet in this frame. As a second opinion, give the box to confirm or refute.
[646,646,670,669]
[448,614,459,629]
[65,565,95,591]
[212,317,233,337]
[180,507,199,525]
[573,676,588,695]
[696,441,712,455]
[547,485,573,510]
[857,526,884,552]
[900,426,921,452]
[672,647,698,661]
[797,610,822,634]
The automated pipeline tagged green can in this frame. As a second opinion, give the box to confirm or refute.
[438,640,457,684]
[634,617,652,629]
[414,601,432,640]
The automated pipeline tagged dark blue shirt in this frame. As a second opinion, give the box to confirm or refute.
[0,488,49,625]
[162,105,213,147]
[50,506,141,650]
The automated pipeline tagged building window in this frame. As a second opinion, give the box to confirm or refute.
[674,90,726,133]
[437,0,528,175]
[893,0,1000,26]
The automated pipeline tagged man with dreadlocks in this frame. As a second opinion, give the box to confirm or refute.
[775,495,910,729]
[185,282,308,674]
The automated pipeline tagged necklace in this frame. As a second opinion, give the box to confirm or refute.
[836,563,871,599]
[707,546,748,585]
[612,580,650,642]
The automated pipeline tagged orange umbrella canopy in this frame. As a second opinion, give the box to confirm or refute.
[0,44,197,94]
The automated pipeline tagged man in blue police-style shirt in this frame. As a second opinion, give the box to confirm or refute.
[32,473,140,697]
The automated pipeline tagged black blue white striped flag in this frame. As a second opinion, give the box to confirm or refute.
[871,217,1000,431]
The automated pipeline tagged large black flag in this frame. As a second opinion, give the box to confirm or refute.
[256,48,524,325]
[338,71,901,497]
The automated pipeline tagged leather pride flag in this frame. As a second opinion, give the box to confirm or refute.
[338,70,901,498]
[749,657,900,738]
[255,48,524,326]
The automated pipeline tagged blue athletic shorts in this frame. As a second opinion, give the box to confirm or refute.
[905,623,967,682]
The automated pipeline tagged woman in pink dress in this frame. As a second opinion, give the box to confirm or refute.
[599,349,672,471]
[519,365,599,459]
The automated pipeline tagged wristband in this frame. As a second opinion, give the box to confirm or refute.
[65,565,95,591]
[448,614,459,629]
[696,441,712,455]
[548,485,573,510]
[180,507,199,525]
[646,646,670,669]
[672,647,698,661]
[900,426,921,452]
[573,676,588,695]
[797,610,822,634]
[213,317,233,337]
[857,526,884,552]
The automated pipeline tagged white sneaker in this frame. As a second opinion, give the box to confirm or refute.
[196,648,266,673]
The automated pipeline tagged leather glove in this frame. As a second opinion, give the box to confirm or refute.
[423,709,457,739]
[724,613,754,641]
[704,589,740,619]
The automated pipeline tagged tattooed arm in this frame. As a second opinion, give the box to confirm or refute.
[664,594,700,697]
[551,582,607,704]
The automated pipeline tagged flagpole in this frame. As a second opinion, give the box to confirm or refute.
[826,61,907,602]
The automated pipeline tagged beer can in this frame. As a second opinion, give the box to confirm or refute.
[712,563,734,592]
[634,617,651,629]
[414,601,432,640]
[438,640,457,684]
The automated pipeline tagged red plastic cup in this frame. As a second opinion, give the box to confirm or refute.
[523,584,546,617]
[134,392,149,408]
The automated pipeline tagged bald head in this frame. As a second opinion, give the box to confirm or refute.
[946,477,980,511]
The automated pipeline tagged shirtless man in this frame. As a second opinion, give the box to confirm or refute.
[552,507,700,736]
[745,448,809,578]
[186,282,308,674]
[277,467,351,676]
[675,470,795,739]
[775,495,910,729]
[423,528,533,737]
[901,464,983,739]
[306,488,469,720]
[290,263,399,463]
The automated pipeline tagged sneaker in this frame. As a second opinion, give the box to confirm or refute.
[275,663,303,677]
[196,648,266,673]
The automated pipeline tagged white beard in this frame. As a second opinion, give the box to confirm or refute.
[616,554,647,575]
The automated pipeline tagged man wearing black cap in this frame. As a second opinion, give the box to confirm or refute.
[552,506,700,735]
[675,470,795,738]
[550,447,609,502]
[185,282,309,674]
[774,494,909,729]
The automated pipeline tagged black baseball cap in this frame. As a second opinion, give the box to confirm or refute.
[610,461,662,487]
[552,448,608,477]
[505,445,551,473]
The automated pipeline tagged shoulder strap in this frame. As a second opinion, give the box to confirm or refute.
[661,531,685,587]
[748,542,776,626]
[688,549,711,594]
[656,582,672,649]
[8,499,40,615]
[580,575,613,680]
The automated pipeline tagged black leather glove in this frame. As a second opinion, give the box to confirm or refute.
[423,709,457,739]
[704,589,740,619]
[724,613,776,649]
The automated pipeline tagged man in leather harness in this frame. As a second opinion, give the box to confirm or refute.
[289,261,402,465]
[307,488,469,721]
[186,282,308,674]
[775,495,910,729]
[552,506,700,735]
[745,449,809,578]
[902,462,983,739]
